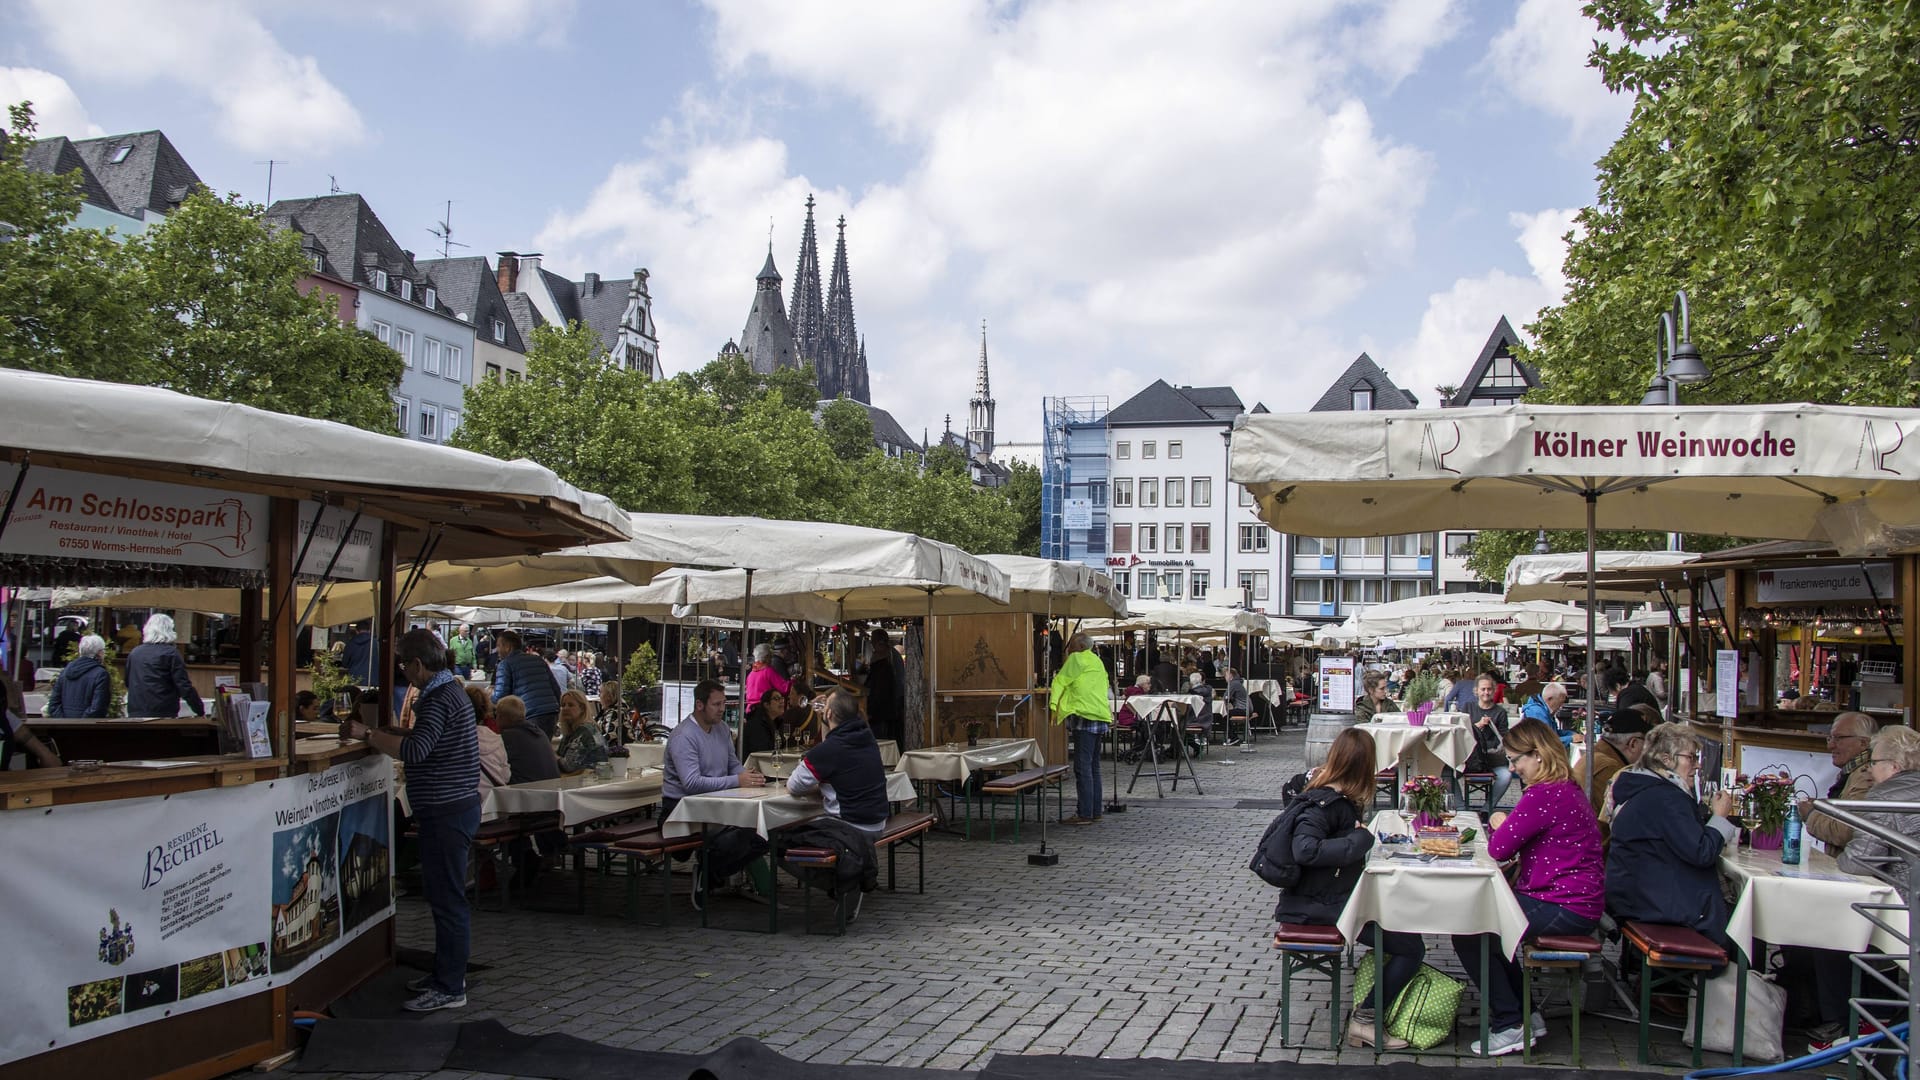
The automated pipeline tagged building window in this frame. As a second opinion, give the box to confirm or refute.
[1139,479,1158,508]
[492,318,507,343]
[1191,524,1211,553]
[402,279,416,302]
[1113,479,1134,507]
[1165,524,1184,553]
[1237,570,1269,602]
[392,327,414,366]
[486,362,502,383]
[1295,536,1324,555]
[1388,533,1434,557]
[1190,571,1210,601]
[1115,441,1131,459]
[446,345,463,381]
[1237,524,1269,553]
[1113,571,1130,597]
[442,408,460,435]
[393,396,410,433]
[424,286,436,309]
[374,269,389,292]
[1340,536,1386,557]
[1139,525,1158,553]
[1191,477,1211,506]
[373,320,390,344]
[310,252,324,273]
[1162,571,1184,599]
[1444,532,1474,557]
[1168,440,1183,459]
[423,337,442,376]
[1351,387,1373,411]
[506,369,522,383]
[109,144,132,164]
[1238,485,1253,506]
[1142,440,1157,459]
[1294,579,1327,606]
[1165,477,1184,507]
[419,405,439,441]
[1137,572,1158,599]
[1389,579,1430,602]
[1111,524,1132,554]
[1087,480,1107,507]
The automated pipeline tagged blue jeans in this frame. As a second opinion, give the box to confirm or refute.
[1452,893,1596,1030]
[1449,764,1513,810]
[1071,727,1103,818]
[1359,922,1426,1016]
[414,794,481,995]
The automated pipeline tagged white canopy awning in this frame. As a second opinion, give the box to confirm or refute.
[1504,550,1699,602]
[1340,594,1608,639]
[979,554,1126,618]
[1106,600,1271,636]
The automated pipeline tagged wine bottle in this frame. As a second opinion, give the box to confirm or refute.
[1782,803,1802,865]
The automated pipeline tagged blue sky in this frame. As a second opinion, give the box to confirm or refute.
[4,0,1631,445]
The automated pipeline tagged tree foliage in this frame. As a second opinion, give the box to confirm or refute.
[454,332,1034,554]
[1523,0,1920,408]
[0,103,402,431]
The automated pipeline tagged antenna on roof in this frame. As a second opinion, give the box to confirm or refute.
[427,200,468,259]
[254,160,287,205]
[328,174,342,194]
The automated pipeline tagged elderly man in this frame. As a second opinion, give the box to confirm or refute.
[1803,712,1879,853]
[1051,632,1112,825]
[47,635,112,718]
[1522,682,1572,746]
[1591,702,1657,822]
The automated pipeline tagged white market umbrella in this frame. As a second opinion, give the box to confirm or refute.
[1231,400,1920,774]
[1106,600,1271,636]
[979,554,1126,619]
[1341,593,1608,639]
[1504,550,1698,603]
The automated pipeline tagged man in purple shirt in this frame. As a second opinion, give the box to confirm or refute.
[662,680,769,901]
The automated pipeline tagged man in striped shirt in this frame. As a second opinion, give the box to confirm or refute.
[342,628,479,1012]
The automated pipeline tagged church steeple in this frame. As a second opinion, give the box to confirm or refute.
[967,320,995,458]
[825,214,865,403]
[788,195,828,391]
[737,243,798,375]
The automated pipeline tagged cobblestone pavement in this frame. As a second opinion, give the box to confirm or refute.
[280,731,1711,1079]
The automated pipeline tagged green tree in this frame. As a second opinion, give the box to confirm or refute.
[1003,460,1042,556]
[820,397,875,461]
[0,104,147,381]
[1523,0,1920,408]
[922,440,969,478]
[131,191,402,430]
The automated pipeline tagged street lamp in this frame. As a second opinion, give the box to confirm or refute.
[1640,289,1710,405]
[1533,529,1552,555]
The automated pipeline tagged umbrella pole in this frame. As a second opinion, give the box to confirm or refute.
[1031,595,1059,866]
[738,568,753,756]
[1584,491,1598,791]
[1107,626,1128,816]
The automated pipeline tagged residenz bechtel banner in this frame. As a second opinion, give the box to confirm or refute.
[0,757,393,1066]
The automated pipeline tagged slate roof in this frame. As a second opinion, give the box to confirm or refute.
[264,194,459,320]
[22,137,114,210]
[570,273,631,355]
[1106,380,1245,426]
[1445,316,1538,406]
[57,131,203,219]
[738,248,799,374]
[817,398,918,454]
[415,256,527,353]
[1310,353,1419,412]
[502,292,547,346]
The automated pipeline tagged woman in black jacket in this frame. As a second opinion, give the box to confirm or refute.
[1267,727,1420,1049]
[1606,722,1737,955]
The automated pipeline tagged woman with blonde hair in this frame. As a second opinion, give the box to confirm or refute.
[1452,718,1605,1056]
[554,689,608,773]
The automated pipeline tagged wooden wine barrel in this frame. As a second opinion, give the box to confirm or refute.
[1304,712,1357,770]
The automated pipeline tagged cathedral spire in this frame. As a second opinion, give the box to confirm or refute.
[967,319,995,458]
[825,214,864,402]
[788,194,828,393]
[737,243,797,375]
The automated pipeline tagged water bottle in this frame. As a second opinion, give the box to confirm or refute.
[1782,803,1803,865]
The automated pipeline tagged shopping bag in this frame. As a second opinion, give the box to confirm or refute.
[1353,954,1463,1050]
[1685,965,1786,1061]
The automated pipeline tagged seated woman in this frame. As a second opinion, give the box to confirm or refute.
[742,688,784,758]
[1451,718,1604,1057]
[1266,727,1419,1050]
[1606,722,1737,954]
[555,690,610,773]
[1352,671,1391,724]
[1839,726,1920,892]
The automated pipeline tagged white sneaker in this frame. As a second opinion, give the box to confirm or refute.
[1530,1012,1548,1042]
[1471,1025,1529,1057]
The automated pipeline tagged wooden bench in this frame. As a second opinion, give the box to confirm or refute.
[1622,922,1727,1067]
[1522,933,1603,1066]
[979,764,1070,841]
[1274,923,1346,1050]
[777,846,851,935]
[463,812,563,910]
[875,811,935,893]
[601,829,705,927]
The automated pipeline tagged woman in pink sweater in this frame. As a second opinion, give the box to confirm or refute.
[1451,717,1605,1057]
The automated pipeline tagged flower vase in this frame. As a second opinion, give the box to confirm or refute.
[1411,810,1445,830]
[1749,828,1783,850]
[967,730,980,747]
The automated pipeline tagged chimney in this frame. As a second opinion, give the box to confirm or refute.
[583,272,600,295]
[496,252,520,293]
[520,253,544,280]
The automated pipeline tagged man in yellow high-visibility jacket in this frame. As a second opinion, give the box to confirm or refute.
[1050,632,1113,824]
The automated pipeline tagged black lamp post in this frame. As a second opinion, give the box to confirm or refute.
[1640,291,1711,551]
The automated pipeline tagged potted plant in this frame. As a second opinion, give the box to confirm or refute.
[1402,670,1441,713]
[308,649,358,719]
[1742,772,1796,849]
[1402,774,1450,830]
[966,720,984,747]
[620,643,662,715]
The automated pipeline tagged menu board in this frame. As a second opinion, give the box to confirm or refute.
[1318,656,1356,713]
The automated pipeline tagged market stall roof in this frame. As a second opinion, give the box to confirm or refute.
[1504,550,1699,602]
[979,554,1126,619]
[1106,601,1271,635]
[1338,593,1609,639]
[0,369,629,560]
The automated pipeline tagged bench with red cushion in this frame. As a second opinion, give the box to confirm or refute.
[1623,922,1727,967]
[875,811,935,892]
[1273,923,1345,952]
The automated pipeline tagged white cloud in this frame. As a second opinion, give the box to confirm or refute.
[1484,0,1631,142]
[0,68,104,138]
[19,0,365,154]
[361,0,578,46]
[1391,207,1580,402]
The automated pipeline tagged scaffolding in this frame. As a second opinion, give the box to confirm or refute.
[1040,396,1108,563]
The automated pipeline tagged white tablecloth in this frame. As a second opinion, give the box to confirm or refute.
[489,768,664,827]
[662,771,916,838]
[893,737,1044,783]
[1355,717,1474,775]
[623,742,665,769]
[746,751,804,778]
[1129,694,1206,725]
[1336,811,1530,960]
[1721,845,1904,959]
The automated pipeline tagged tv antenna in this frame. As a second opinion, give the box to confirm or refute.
[255,159,287,204]
[427,200,468,259]
[328,174,342,194]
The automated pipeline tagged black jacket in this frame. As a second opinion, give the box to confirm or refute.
[125,643,204,718]
[780,815,879,896]
[1270,787,1374,924]
[863,652,905,743]
[803,716,891,828]
[743,707,779,758]
[47,656,112,718]
[1614,682,1660,720]
[1605,769,1732,948]
[501,723,561,783]
[1463,702,1509,773]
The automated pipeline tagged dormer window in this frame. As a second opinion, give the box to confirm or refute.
[374,269,389,291]
[399,279,413,302]
[1351,386,1374,411]
[109,145,132,164]
[309,253,324,273]
[491,318,505,343]
[424,286,436,309]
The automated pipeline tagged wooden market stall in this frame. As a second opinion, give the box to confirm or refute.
[0,370,626,1080]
